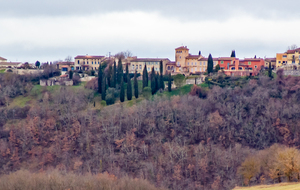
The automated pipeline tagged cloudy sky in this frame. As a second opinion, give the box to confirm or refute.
[0,0,299,63]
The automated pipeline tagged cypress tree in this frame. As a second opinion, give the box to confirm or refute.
[155,72,159,92]
[117,58,123,84]
[231,50,236,58]
[151,67,156,95]
[134,70,138,99]
[268,61,273,78]
[207,54,213,74]
[120,76,125,102]
[126,64,132,100]
[113,61,117,88]
[98,66,102,94]
[101,75,106,101]
[125,63,129,83]
[159,60,164,90]
[107,64,112,87]
[69,70,73,79]
[168,73,172,92]
[143,64,148,88]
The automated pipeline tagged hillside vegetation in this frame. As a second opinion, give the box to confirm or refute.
[2,70,300,189]
[234,183,300,190]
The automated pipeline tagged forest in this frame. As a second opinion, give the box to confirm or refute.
[1,69,300,189]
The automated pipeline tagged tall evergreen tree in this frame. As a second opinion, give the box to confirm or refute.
[117,58,123,85]
[151,67,156,95]
[120,76,125,102]
[143,64,148,88]
[69,70,73,79]
[98,66,102,94]
[155,72,159,92]
[101,75,106,101]
[112,61,117,88]
[159,60,164,90]
[107,64,112,87]
[268,61,273,78]
[126,64,132,100]
[168,73,172,92]
[125,64,129,83]
[231,50,236,58]
[134,70,138,99]
[207,54,214,74]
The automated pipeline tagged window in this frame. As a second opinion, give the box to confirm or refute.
[221,61,224,64]
[255,65,257,68]
[177,62,180,66]
[203,68,206,71]
[200,68,202,72]
[77,60,80,64]
[132,65,134,70]
[231,67,235,70]
[191,62,193,65]
[87,61,89,65]
[180,56,181,59]
[98,62,100,64]
[221,67,225,70]
[203,62,206,65]
[188,62,189,65]
[95,67,96,70]
[139,65,142,69]
[92,62,93,64]
[239,67,243,70]
[200,62,202,65]
[147,67,150,71]
[278,61,281,63]
[283,55,287,58]
[62,68,68,71]
[214,61,216,65]
[248,61,251,65]
[156,62,158,65]
[191,68,193,72]
[136,65,138,69]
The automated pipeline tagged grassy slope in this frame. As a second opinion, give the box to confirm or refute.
[233,183,300,190]
[0,69,5,73]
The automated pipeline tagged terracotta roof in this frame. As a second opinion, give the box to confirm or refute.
[75,55,105,59]
[130,58,169,62]
[166,62,176,65]
[242,58,263,61]
[218,57,236,61]
[0,56,7,61]
[175,46,189,50]
[61,66,69,68]
[286,48,300,54]
[0,62,22,66]
[60,74,68,78]
[199,58,219,61]
[265,58,276,62]
[186,55,199,59]
[57,61,74,65]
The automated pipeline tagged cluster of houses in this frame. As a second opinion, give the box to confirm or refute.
[1,46,300,77]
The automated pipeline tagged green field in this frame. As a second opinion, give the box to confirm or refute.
[0,69,5,73]
[234,183,300,190]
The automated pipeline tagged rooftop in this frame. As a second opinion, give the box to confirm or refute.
[286,48,300,54]
[0,56,7,61]
[175,46,189,50]
[75,55,105,59]
[130,58,169,62]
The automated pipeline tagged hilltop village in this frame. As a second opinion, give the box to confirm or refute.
[1,46,299,80]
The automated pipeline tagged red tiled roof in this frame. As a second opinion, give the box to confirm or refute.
[57,61,74,65]
[0,56,7,61]
[130,58,169,62]
[60,74,68,78]
[0,62,22,66]
[242,58,263,61]
[166,62,176,65]
[186,55,199,59]
[175,46,189,50]
[75,55,105,59]
[286,48,300,54]
[218,57,236,61]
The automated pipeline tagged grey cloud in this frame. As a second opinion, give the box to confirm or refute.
[1,0,300,20]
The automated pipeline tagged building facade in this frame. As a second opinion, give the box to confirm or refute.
[74,55,107,71]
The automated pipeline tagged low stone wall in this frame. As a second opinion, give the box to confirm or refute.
[80,76,96,82]
[12,69,44,75]
[40,79,73,86]
[186,78,203,85]
[283,70,300,76]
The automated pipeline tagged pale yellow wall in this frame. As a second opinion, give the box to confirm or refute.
[175,48,189,68]
[276,53,287,68]
[74,58,104,70]
[287,52,300,64]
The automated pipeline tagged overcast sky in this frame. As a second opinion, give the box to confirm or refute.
[0,0,299,63]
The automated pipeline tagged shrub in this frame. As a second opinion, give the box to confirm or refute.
[173,74,185,88]
[100,100,106,106]
[85,78,98,90]
[189,85,207,99]
[142,87,151,99]
[105,88,117,105]
[73,74,81,85]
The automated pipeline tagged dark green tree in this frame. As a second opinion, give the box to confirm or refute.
[107,64,112,87]
[168,73,172,92]
[134,70,139,99]
[125,63,129,83]
[143,64,148,88]
[101,75,106,101]
[159,60,164,90]
[231,50,236,58]
[98,66,102,94]
[35,61,40,68]
[126,64,132,100]
[268,61,273,78]
[207,54,214,74]
[120,76,125,102]
[112,61,117,88]
[155,72,159,92]
[69,70,73,79]
[117,58,123,84]
[151,67,156,95]
[215,64,220,72]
